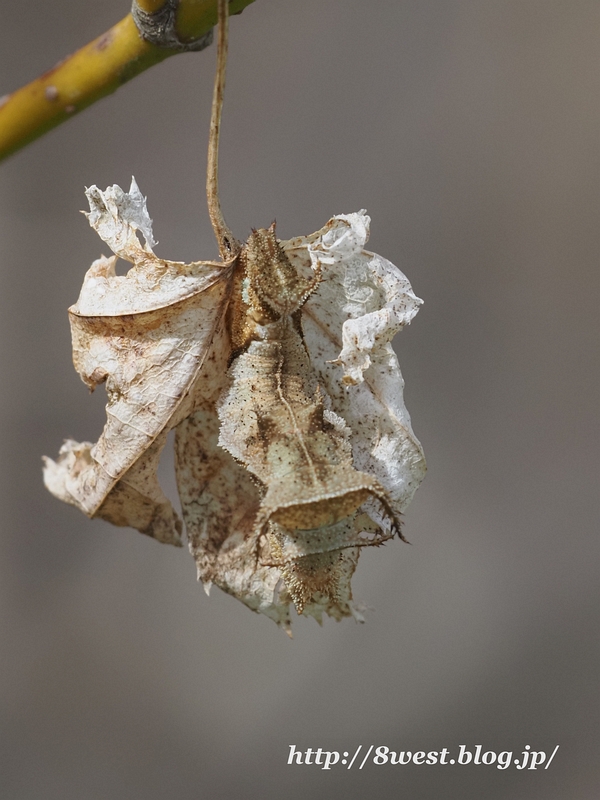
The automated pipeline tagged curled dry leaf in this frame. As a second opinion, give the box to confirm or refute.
[284,211,426,519]
[44,0,425,632]
[43,179,232,546]
[44,184,426,630]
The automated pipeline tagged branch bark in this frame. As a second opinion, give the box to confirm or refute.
[0,0,257,163]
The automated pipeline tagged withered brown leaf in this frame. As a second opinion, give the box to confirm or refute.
[44,0,426,631]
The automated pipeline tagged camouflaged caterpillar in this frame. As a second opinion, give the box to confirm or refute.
[217,224,407,614]
[44,0,426,631]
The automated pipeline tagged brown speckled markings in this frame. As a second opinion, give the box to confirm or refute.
[282,213,427,518]
[174,402,296,628]
[215,225,403,618]
[44,2,426,629]
[43,179,235,547]
[43,182,426,629]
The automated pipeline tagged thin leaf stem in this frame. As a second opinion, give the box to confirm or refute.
[207,0,237,258]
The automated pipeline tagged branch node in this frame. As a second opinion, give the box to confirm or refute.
[131,0,214,51]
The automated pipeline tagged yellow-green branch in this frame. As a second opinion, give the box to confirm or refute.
[0,0,256,163]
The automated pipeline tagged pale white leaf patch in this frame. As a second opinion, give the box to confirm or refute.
[282,212,426,515]
[84,177,156,259]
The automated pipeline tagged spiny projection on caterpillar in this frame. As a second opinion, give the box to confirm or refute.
[43,0,426,632]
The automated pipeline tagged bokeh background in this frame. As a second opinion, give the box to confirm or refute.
[1,1,598,797]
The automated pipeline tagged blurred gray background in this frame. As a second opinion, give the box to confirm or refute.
[1,1,599,798]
